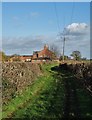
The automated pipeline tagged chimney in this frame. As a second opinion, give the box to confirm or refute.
[44,44,48,50]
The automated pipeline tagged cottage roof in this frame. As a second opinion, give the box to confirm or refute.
[39,48,53,56]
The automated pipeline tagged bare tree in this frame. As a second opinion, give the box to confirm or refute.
[50,44,60,57]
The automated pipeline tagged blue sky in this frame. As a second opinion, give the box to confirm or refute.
[2,2,90,58]
[2,0,91,2]
[3,2,90,37]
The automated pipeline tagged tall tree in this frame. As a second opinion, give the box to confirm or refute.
[0,51,7,62]
[50,44,60,57]
[71,51,81,60]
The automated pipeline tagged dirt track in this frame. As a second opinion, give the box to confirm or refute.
[3,64,92,119]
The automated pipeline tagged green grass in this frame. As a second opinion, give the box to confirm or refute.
[11,63,65,119]
[2,62,59,118]
[77,88,92,118]
[2,62,92,119]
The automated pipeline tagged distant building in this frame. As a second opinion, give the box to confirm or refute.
[19,55,33,62]
[10,55,33,62]
[32,45,56,61]
[9,45,57,62]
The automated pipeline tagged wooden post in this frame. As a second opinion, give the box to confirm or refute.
[63,37,65,63]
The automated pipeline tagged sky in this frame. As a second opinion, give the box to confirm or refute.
[0,2,2,51]
[1,0,91,2]
[2,2,90,58]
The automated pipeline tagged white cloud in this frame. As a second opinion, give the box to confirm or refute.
[2,35,46,55]
[64,23,89,36]
[2,23,90,58]
[56,22,90,58]
[33,35,46,40]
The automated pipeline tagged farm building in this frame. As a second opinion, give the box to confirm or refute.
[8,45,57,62]
[32,45,56,61]
[10,55,33,62]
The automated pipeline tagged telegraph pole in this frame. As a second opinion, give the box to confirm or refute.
[62,37,65,63]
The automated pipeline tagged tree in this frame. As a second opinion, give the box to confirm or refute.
[0,51,7,62]
[11,54,20,57]
[50,44,60,57]
[0,51,12,62]
[71,51,81,60]
[81,57,87,60]
[59,55,69,61]
[11,54,21,61]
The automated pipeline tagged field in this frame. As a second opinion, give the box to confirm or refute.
[2,62,92,119]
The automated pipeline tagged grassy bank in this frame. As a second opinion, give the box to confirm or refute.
[2,62,59,119]
[2,62,92,119]
[12,64,65,119]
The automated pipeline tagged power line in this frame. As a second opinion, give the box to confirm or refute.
[63,14,66,32]
[70,0,75,24]
[54,2,61,34]
[54,1,75,34]
[62,37,65,62]
[63,2,75,62]
[54,1,75,62]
